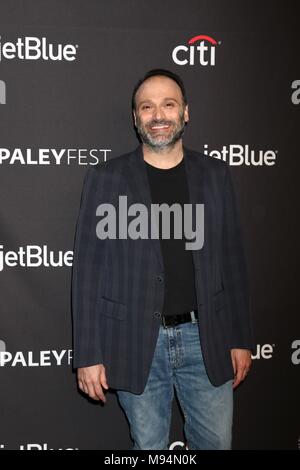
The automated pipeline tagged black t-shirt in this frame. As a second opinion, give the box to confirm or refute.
[145,157,198,316]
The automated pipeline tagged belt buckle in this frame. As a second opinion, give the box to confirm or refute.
[162,315,175,328]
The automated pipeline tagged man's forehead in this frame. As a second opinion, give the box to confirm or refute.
[136,76,182,101]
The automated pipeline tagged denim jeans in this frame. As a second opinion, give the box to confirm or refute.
[116,319,233,450]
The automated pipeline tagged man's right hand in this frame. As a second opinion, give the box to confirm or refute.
[77,364,109,403]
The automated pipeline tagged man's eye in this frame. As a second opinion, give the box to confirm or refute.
[142,105,151,110]
[166,103,174,107]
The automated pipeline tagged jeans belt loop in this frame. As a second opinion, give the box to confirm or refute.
[190,310,196,323]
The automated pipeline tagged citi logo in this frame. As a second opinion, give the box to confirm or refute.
[172,34,219,66]
[169,441,188,450]
[0,79,6,104]
[0,36,78,62]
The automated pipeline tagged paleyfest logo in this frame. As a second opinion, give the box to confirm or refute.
[172,34,220,66]
[0,35,78,62]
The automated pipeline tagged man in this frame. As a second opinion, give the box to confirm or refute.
[71,69,255,450]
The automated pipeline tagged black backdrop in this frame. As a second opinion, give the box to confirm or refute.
[0,1,299,450]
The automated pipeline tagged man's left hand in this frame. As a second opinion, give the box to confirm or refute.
[230,348,252,389]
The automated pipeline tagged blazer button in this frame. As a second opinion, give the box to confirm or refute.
[156,275,163,282]
[153,311,161,318]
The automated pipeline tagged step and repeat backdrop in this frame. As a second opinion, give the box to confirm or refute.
[0,1,299,450]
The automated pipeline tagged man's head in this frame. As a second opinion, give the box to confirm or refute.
[132,69,189,151]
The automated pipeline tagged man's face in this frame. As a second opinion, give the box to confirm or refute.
[133,76,189,150]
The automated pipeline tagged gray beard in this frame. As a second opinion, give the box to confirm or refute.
[135,112,186,152]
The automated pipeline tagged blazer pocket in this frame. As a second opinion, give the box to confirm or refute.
[213,289,226,312]
[98,296,127,321]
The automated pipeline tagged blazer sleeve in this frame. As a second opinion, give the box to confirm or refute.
[222,164,256,353]
[71,166,105,368]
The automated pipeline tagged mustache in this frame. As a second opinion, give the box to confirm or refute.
[146,120,173,127]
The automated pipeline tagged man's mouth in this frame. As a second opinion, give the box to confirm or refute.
[149,124,170,130]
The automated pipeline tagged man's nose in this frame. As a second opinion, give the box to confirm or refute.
[152,106,165,120]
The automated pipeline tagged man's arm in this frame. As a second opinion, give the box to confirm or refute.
[222,164,255,386]
[71,166,109,401]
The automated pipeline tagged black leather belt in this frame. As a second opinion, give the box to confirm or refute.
[161,310,198,328]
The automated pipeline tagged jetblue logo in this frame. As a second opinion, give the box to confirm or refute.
[0,245,73,272]
[203,144,277,166]
[0,36,78,62]
[0,443,78,450]
[251,344,274,359]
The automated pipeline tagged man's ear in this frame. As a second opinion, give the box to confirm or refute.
[184,104,189,124]
[133,110,137,126]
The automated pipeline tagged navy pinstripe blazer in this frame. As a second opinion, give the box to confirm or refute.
[71,144,255,393]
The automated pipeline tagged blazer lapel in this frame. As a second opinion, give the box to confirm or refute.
[182,145,207,271]
[124,143,207,272]
[125,144,164,270]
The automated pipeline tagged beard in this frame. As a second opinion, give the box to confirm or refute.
[135,109,186,152]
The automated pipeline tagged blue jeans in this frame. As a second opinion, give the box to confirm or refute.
[116,319,233,450]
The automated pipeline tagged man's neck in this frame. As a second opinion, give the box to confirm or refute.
[142,141,184,169]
